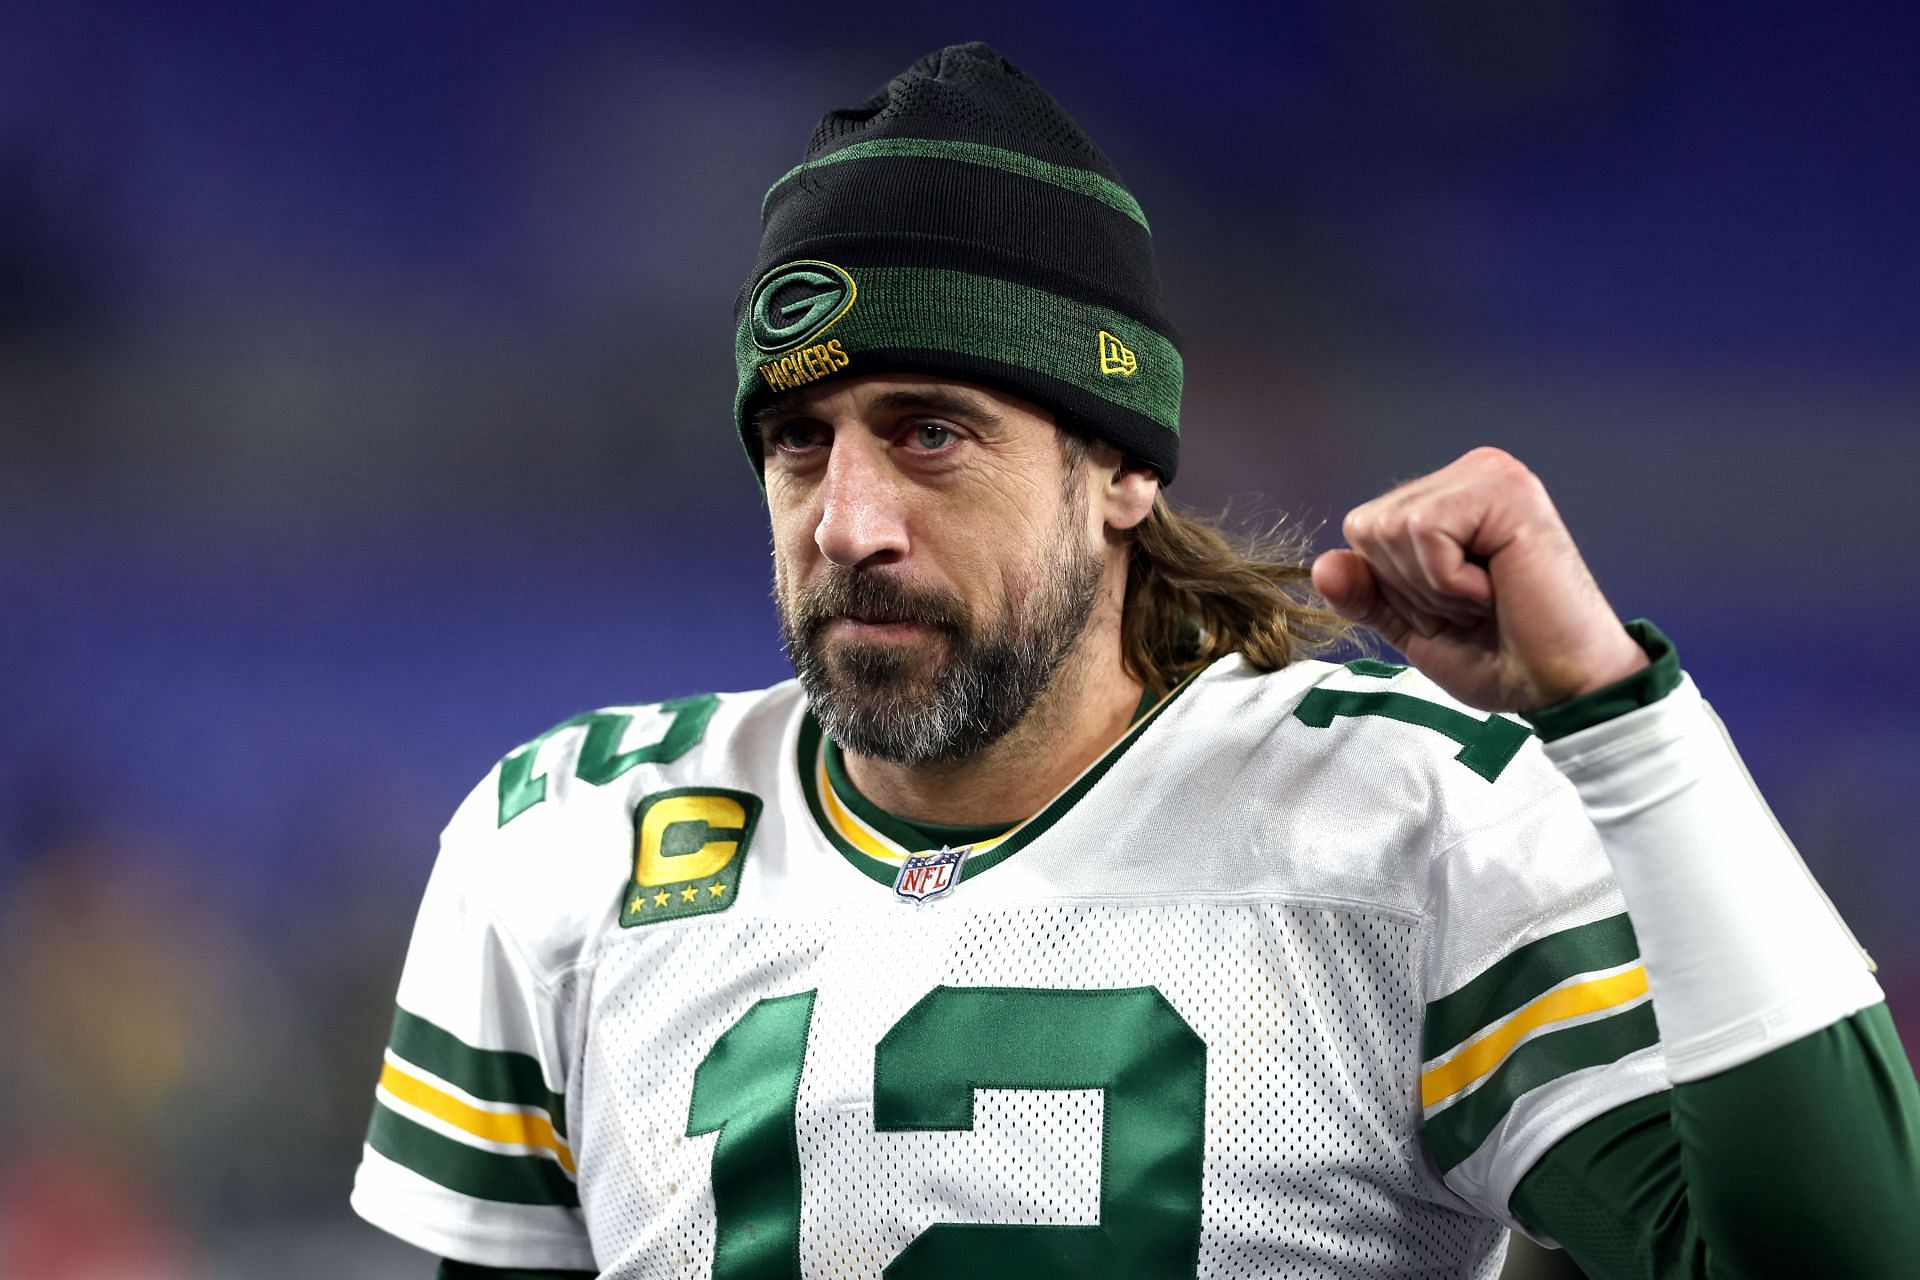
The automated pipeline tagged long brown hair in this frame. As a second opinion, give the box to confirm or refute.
[1120,495,1358,695]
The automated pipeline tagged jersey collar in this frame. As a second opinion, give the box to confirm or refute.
[795,672,1199,888]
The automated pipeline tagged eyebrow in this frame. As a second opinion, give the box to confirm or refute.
[751,385,1005,435]
[867,388,1005,426]
[751,393,803,435]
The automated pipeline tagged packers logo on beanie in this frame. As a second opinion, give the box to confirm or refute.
[734,42,1184,482]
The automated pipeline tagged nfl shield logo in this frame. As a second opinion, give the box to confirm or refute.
[892,845,970,904]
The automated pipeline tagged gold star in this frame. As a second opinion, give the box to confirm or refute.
[653,890,670,907]
[628,896,644,914]
[708,882,727,898]
[680,886,698,903]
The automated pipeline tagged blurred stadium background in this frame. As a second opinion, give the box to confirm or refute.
[2,2,1915,1276]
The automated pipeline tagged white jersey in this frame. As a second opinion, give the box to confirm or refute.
[351,653,1670,1277]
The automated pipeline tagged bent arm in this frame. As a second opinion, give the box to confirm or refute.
[1513,1003,1920,1277]
[1511,625,1920,1273]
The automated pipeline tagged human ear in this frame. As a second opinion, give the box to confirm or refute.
[1098,447,1158,532]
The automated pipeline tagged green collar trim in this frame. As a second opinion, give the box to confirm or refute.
[822,737,1015,850]
[797,674,1200,888]
[817,685,1163,853]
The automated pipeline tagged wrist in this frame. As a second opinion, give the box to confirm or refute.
[1523,621,1680,741]
[1555,630,1652,704]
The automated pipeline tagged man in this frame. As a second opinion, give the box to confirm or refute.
[351,44,1920,1278]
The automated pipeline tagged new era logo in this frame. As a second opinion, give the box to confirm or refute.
[1098,329,1138,377]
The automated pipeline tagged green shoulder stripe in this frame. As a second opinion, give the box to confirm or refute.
[1423,1001,1662,1173]
[1423,913,1641,1060]
[368,1102,580,1208]
[389,1007,568,1138]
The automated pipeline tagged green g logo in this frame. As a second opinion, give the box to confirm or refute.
[750,260,857,354]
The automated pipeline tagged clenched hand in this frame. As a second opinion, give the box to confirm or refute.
[1311,447,1649,713]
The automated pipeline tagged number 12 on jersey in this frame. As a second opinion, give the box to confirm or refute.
[687,986,1207,1279]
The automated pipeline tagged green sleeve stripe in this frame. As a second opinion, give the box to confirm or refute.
[367,1102,581,1208]
[1522,619,1682,742]
[1424,1000,1661,1173]
[763,137,1150,230]
[389,1007,568,1139]
[734,266,1184,433]
[1423,913,1642,1060]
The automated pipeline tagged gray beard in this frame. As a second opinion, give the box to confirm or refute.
[778,526,1104,767]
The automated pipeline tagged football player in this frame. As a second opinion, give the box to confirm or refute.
[352,43,1920,1278]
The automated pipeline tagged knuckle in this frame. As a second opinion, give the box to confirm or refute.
[1477,445,1537,487]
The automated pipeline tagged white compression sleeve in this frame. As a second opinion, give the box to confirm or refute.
[1542,674,1883,1083]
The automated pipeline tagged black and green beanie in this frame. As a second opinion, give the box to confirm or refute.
[734,42,1183,481]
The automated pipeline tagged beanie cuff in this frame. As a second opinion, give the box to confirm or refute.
[736,264,1181,481]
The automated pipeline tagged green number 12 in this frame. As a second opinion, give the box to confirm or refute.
[685,986,1206,1280]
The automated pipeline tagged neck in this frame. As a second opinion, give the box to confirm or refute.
[840,577,1143,827]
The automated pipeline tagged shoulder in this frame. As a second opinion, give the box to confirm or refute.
[1172,652,1570,817]
[1101,653,1595,914]
[431,680,808,974]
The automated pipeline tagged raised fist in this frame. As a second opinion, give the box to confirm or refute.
[1311,447,1649,713]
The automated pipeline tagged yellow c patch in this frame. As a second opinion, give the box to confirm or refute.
[621,787,763,927]
[1098,329,1138,377]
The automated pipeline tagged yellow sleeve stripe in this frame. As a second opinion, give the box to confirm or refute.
[378,1060,577,1174]
[1420,964,1650,1109]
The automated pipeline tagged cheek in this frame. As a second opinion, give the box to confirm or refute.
[958,494,1074,591]
[767,497,821,569]
[768,533,813,620]
[955,533,1045,613]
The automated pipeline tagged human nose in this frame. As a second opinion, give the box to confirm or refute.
[813,437,910,568]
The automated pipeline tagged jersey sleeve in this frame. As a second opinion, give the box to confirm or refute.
[350,769,596,1273]
[1416,750,1670,1234]
[1510,1002,1920,1277]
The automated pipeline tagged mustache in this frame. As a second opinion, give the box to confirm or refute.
[790,567,969,637]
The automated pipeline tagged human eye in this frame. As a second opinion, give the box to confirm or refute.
[764,418,829,455]
[902,420,961,452]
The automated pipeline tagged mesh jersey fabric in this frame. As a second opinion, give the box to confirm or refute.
[351,653,1671,1277]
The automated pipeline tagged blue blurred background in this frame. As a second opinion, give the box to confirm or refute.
[2,2,1915,1276]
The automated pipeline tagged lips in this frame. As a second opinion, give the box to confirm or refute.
[831,615,929,633]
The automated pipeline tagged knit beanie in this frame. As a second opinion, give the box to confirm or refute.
[733,42,1183,482]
